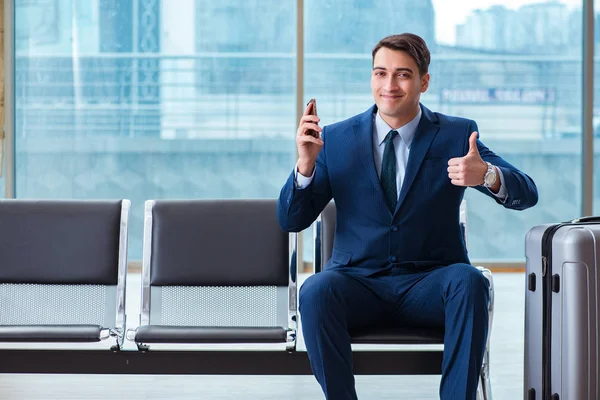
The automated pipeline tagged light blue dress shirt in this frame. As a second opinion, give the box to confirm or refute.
[295,110,507,201]
[372,108,421,193]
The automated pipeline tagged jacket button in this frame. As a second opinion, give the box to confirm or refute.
[389,256,397,263]
[391,225,398,232]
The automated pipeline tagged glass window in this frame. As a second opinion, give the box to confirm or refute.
[592,0,600,214]
[303,0,582,262]
[14,0,297,259]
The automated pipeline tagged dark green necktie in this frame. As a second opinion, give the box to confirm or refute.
[381,129,398,213]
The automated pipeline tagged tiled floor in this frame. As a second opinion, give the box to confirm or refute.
[0,272,526,399]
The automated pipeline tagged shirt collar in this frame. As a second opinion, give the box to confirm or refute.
[374,107,422,149]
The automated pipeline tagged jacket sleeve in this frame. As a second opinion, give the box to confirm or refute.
[469,120,539,211]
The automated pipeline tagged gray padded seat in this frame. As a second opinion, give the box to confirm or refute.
[0,200,130,347]
[129,199,297,349]
[134,326,288,344]
[350,327,443,345]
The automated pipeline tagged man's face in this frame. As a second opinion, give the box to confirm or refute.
[371,47,430,124]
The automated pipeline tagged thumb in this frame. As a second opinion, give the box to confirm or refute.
[468,132,479,155]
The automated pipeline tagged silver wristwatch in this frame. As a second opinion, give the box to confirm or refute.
[483,162,497,188]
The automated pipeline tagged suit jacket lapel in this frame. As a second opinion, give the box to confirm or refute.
[352,106,386,201]
[395,104,440,214]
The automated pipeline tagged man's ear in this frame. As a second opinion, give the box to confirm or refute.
[421,73,430,93]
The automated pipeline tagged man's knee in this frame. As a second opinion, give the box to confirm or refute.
[299,270,349,313]
[444,264,490,302]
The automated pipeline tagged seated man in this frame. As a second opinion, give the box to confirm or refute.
[277,33,538,400]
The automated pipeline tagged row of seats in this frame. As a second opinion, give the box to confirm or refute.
[0,199,297,351]
[0,199,493,399]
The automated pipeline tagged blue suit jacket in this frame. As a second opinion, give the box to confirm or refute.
[277,104,538,276]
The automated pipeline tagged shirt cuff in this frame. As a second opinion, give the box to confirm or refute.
[294,163,315,189]
[488,166,508,202]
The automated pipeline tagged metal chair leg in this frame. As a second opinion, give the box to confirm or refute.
[478,346,492,400]
[476,267,494,400]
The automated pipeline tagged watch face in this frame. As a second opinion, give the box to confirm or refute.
[485,166,496,186]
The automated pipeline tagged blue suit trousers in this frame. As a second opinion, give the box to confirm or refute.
[298,263,490,400]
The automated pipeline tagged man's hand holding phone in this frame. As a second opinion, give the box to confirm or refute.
[296,98,323,176]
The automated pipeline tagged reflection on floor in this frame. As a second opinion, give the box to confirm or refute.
[0,272,525,399]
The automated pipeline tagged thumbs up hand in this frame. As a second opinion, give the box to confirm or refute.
[447,132,488,187]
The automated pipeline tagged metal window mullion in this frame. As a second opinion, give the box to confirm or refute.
[582,0,594,217]
[296,0,304,126]
[296,0,305,270]
[4,0,14,198]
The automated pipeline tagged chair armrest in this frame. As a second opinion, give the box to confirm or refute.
[475,266,494,316]
[475,266,494,353]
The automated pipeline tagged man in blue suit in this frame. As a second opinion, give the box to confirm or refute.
[277,33,538,400]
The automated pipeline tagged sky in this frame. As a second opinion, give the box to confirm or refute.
[432,0,585,44]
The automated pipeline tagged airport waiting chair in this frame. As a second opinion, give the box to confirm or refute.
[313,200,494,400]
[127,199,298,351]
[0,199,130,349]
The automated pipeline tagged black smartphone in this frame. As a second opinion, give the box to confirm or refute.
[306,98,319,138]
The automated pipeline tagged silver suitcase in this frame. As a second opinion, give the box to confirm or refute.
[525,219,600,400]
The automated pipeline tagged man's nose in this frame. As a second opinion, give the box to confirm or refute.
[384,76,399,91]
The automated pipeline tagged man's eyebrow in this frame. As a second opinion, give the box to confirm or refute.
[372,66,414,73]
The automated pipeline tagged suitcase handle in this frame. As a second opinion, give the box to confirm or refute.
[570,216,600,223]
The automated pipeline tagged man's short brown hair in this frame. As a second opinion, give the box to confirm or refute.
[372,33,431,76]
